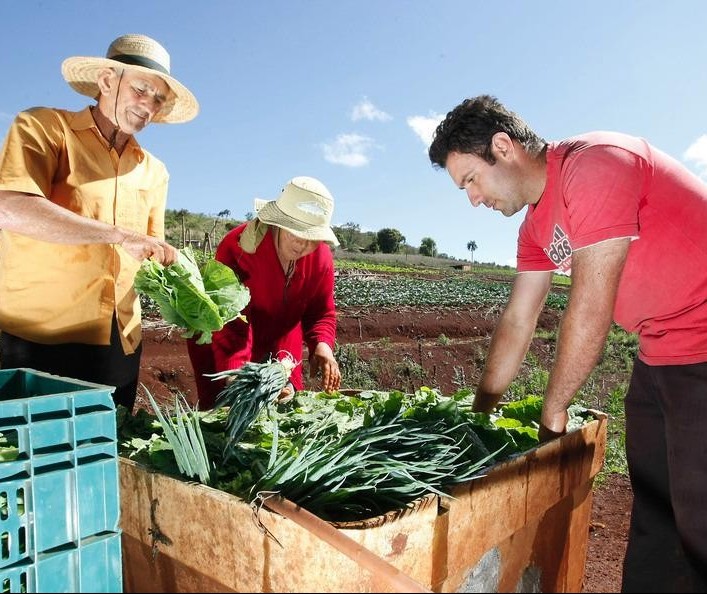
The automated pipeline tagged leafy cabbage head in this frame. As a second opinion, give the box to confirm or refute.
[135,247,250,344]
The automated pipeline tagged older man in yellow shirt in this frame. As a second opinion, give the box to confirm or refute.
[0,34,199,411]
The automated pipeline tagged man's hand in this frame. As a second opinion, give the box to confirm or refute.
[538,409,569,443]
[538,423,567,443]
[309,342,341,393]
[120,230,178,266]
[471,388,502,414]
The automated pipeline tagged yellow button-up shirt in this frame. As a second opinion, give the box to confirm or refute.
[0,106,169,353]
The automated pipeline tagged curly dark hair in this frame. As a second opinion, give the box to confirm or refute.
[428,95,546,168]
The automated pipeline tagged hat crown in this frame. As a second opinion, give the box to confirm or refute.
[277,176,334,227]
[252,176,339,246]
[61,33,199,123]
[106,34,171,75]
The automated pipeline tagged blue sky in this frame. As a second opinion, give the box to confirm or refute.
[3,0,707,264]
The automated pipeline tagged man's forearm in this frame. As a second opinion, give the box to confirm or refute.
[474,316,536,413]
[0,191,124,244]
[541,304,613,432]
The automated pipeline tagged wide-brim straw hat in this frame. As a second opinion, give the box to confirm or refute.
[61,33,199,124]
[255,176,340,246]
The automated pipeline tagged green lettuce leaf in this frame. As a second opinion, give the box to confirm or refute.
[201,259,250,324]
[135,247,250,344]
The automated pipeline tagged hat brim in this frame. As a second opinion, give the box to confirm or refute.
[256,200,340,247]
[61,56,199,124]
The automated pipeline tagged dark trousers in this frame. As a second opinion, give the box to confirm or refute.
[622,358,707,593]
[0,317,142,412]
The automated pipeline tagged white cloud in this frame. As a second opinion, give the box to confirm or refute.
[321,133,376,167]
[407,112,445,148]
[351,98,391,122]
[684,135,707,179]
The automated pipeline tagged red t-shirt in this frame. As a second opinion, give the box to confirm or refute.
[187,223,337,407]
[517,131,707,365]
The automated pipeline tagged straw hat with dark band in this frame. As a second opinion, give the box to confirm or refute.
[254,176,340,246]
[61,34,199,124]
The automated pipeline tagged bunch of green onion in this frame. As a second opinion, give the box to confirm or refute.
[211,355,297,459]
[146,388,212,484]
[248,408,500,522]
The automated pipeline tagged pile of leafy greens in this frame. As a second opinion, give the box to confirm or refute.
[134,247,250,344]
[117,388,594,523]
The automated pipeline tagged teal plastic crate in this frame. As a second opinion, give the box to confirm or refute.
[2,533,122,593]
[0,368,122,593]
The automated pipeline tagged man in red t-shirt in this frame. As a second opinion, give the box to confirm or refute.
[428,95,707,593]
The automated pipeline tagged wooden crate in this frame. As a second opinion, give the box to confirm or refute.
[438,413,607,592]
[119,412,606,593]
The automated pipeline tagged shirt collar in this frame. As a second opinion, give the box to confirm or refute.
[73,106,145,159]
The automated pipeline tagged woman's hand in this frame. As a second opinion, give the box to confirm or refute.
[309,342,341,393]
[278,382,295,403]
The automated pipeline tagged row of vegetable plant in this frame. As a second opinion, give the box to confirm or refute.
[334,275,568,309]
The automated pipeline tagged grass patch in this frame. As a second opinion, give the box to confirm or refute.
[335,343,382,390]
[437,333,451,346]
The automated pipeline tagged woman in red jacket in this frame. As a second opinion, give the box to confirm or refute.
[187,176,341,408]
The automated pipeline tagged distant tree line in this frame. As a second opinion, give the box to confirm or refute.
[164,208,239,252]
[332,222,445,258]
[163,209,474,262]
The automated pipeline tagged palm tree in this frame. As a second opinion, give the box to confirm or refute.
[466,240,478,267]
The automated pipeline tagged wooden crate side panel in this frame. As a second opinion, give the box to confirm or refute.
[244,510,376,593]
[120,460,266,592]
[441,418,606,592]
[505,480,594,593]
[555,481,594,592]
[588,415,608,477]
[121,534,238,593]
[444,453,530,574]
[340,505,439,590]
[256,500,439,592]
[120,459,439,593]
[442,481,594,593]
[525,415,606,519]
[430,503,451,591]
